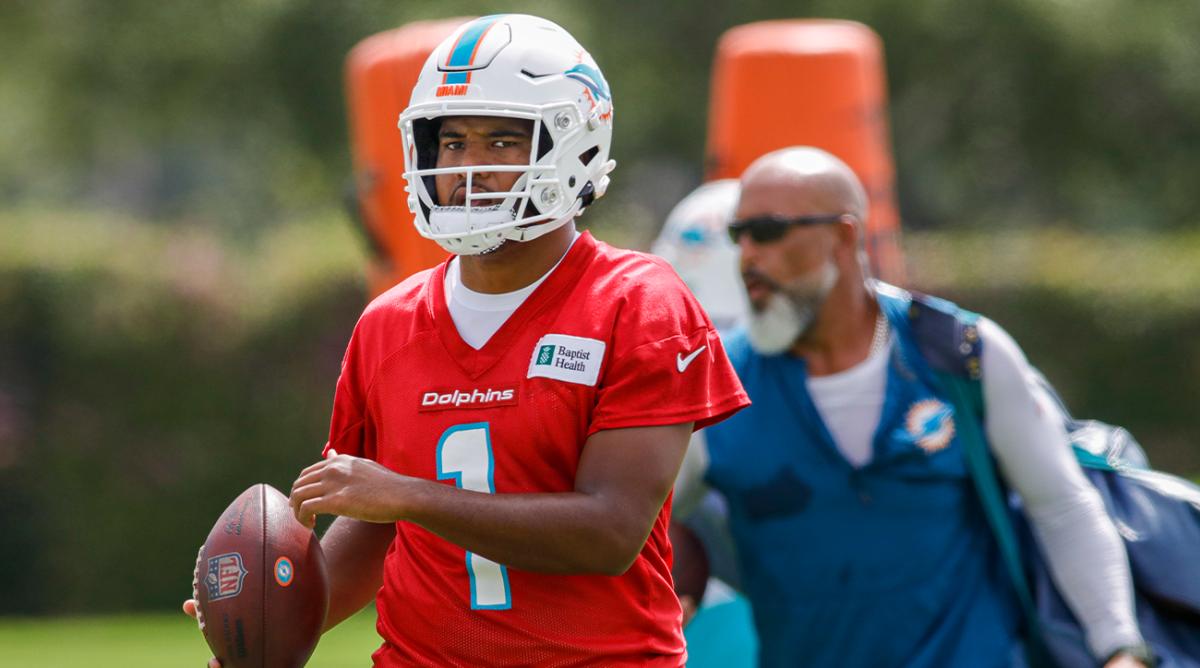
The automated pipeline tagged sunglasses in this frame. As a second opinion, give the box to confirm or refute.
[727,214,845,244]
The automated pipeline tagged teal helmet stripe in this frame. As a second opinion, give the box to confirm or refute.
[445,15,503,68]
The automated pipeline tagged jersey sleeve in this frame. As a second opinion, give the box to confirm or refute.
[322,322,378,460]
[589,267,749,435]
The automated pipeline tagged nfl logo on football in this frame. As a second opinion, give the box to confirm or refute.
[206,552,248,601]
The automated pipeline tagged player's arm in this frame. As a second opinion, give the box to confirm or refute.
[978,318,1147,665]
[318,516,393,632]
[290,422,692,575]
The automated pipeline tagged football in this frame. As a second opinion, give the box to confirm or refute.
[192,483,329,668]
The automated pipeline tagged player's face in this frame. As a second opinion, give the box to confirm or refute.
[435,116,534,207]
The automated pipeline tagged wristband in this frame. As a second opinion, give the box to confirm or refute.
[1105,643,1155,667]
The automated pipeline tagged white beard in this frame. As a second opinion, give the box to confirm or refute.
[746,261,839,355]
[746,292,806,355]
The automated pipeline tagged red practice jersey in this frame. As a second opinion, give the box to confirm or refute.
[324,232,749,667]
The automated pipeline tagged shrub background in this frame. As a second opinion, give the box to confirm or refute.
[2,216,1197,614]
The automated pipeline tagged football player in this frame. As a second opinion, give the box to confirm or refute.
[651,179,749,334]
[186,14,748,667]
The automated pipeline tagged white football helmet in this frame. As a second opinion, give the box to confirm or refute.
[399,14,617,255]
[651,179,749,332]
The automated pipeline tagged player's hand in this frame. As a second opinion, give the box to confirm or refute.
[289,449,408,527]
[1103,652,1150,668]
[679,594,699,627]
[181,599,222,668]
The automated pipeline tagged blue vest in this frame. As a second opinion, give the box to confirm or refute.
[704,286,1021,668]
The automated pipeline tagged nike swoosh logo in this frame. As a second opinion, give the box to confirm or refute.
[676,345,707,373]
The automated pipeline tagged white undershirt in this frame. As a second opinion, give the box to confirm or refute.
[444,231,580,350]
[676,316,1143,659]
[806,338,890,467]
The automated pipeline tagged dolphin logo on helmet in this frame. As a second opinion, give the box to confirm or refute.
[564,64,610,101]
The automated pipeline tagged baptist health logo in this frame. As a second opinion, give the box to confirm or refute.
[534,344,591,372]
[528,334,606,387]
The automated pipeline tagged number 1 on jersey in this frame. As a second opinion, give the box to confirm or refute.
[436,423,512,610]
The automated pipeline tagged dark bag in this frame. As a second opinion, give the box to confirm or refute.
[892,290,1200,667]
[938,368,1200,668]
[1025,412,1200,668]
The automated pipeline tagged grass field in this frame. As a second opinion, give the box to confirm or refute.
[0,607,382,667]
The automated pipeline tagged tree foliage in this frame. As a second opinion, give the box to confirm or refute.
[1,0,1197,233]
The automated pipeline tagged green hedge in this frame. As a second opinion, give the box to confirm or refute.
[0,213,1196,614]
[0,210,366,614]
[904,229,1200,477]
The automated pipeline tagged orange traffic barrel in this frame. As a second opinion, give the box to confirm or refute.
[344,17,473,297]
[705,19,905,284]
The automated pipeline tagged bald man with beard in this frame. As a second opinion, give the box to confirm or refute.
[672,147,1150,668]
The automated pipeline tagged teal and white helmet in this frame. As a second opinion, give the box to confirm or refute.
[651,179,749,332]
[399,14,617,255]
